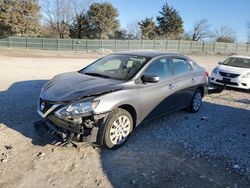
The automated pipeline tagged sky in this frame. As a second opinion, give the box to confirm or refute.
[107,0,250,42]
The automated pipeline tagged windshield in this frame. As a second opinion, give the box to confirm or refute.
[80,54,150,80]
[222,57,250,68]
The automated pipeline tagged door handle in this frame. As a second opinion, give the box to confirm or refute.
[192,78,196,83]
[169,83,175,89]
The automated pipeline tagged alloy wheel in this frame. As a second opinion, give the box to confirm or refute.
[109,115,131,145]
[193,92,202,111]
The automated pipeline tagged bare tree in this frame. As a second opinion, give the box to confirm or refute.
[72,0,93,16]
[214,25,236,43]
[247,21,250,43]
[41,0,72,38]
[42,0,93,38]
[189,19,211,41]
[41,24,58,38]
[125,20,141,39]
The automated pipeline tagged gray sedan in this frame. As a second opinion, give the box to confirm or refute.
[35,51,208,149]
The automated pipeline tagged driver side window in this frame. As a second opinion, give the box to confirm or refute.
[144,58,172,79]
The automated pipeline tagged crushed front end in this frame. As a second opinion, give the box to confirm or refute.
[34,98,108,146]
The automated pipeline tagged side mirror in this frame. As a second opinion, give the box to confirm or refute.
[218,61,223,65]
[141,75,160,83]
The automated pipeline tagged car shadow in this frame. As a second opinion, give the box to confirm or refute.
[224,87,250,94]
[100,100,250,187]
[0,80,48,146]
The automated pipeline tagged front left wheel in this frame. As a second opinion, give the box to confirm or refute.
[102,108,133,149]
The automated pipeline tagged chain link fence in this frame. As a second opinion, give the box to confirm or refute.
[0,37,249,54]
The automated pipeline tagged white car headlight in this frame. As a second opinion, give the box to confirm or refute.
[55,100,99,117]
[242,72,250,79]
[212,67,218,74]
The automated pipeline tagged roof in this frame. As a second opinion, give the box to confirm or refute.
[231,55,250,59]
[113,50,183,58]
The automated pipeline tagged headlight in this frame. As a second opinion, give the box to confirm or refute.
[242,72,250,79]
[212,67,218,74]
[55,100,99,117]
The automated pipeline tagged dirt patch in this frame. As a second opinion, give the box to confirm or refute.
[0,48,103,59]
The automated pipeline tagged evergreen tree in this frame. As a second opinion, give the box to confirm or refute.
[87,2,119,39]
[0,0,41,37]
[138,18,157,39]
[156,3,184,39]
[112,29,127,40]
[69,14,89,39]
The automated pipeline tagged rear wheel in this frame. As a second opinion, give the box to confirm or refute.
[187,89,203,113]
[103,108,133,149]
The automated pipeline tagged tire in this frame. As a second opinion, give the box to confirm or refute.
[187,89,203,113]
[102,108,133,149]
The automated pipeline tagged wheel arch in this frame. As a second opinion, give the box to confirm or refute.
[196,85,205,97]
[117,104,137,128]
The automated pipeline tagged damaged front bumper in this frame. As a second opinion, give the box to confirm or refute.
[34,101,108,146]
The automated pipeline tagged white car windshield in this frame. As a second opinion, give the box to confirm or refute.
[81,54,150,80]
[222,57,250,68]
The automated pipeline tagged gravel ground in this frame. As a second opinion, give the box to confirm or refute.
[0,51,249,188]
[148,90,250,174]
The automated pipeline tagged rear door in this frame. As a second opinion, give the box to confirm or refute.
[169,56,198,108]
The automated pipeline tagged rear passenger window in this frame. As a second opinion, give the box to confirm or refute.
[172,58,193,75]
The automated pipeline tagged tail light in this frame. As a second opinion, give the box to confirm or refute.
[204,71,209,77]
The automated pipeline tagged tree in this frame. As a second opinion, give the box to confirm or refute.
[69,13,89,39]
[126,20,141,39]
[69,0,93,39]
[86,2,119,39]
[42,0,74,38]
[156,3,184,39]
[214,25,236,43]
[0,0,41,37]
[188,19,211,41]
[247,21,250,43]
[41,24,58,38]
[42,0,94,38]
[113,29,127,40]
[139,18,157,39]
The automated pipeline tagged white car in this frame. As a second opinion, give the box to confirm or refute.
[210,56,250,90]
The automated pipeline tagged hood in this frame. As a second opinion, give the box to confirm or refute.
[217,65,250,75]
[40,72,124,102]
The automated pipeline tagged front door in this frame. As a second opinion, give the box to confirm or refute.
[137,57,176,122]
